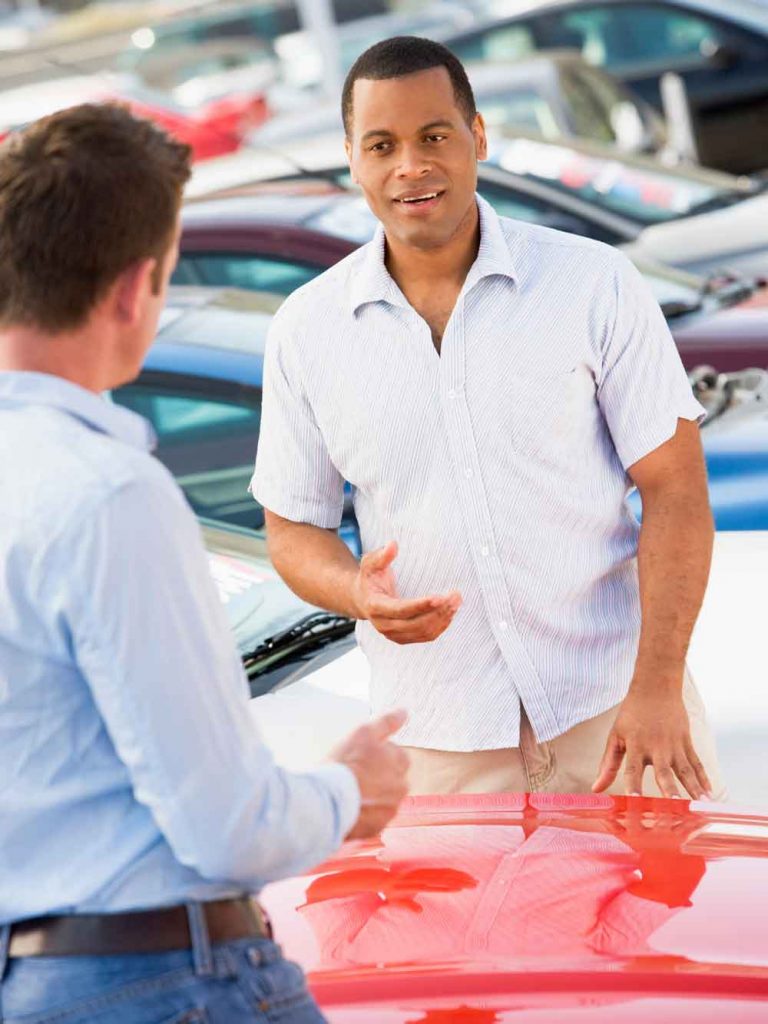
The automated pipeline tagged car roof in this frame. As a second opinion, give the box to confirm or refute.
[250,51,582,149]
[186,131,348,200]
[182,191,353,229]
[144,286,282,386]
[444,0,768,39]
[465,50,578,90]
[184,159,636,239]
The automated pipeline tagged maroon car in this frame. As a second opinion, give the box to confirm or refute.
[177,187,768,372]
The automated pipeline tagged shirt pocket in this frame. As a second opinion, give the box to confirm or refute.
[508,367,584,457]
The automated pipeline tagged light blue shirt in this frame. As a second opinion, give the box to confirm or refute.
[254,196,706,751]
[0,371,359,924]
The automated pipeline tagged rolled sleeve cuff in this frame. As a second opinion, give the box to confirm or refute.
[619,394,707,471]
[311,762,361,843]
[249,474,344,530]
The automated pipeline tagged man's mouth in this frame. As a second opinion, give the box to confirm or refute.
[394,190,445,206]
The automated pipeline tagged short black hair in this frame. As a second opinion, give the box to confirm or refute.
[342,36,476,136]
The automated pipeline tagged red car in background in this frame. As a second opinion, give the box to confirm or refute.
[0,74,268,161]
[261,793,768,1022]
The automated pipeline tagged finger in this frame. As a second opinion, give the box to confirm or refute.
[361,541,398,575]
[671,756,704,801]
[367,708,408,742]
[393,746,410,772]
[369,593,458,621]
[652,758,682,799]
[684,738,713,798]
[623,757,645,797]
[591,734,624,793]
[376,606,459,642]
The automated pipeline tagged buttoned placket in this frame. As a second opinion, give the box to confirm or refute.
[437,283,561,741]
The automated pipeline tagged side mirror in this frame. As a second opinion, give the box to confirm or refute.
[701,38,738,70]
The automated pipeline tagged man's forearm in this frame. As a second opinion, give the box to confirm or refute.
[265,511,362,618]
[633,488,714,688]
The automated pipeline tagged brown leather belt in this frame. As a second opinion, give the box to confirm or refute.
[8,898,271,957]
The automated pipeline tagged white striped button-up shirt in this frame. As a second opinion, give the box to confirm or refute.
[253,196,705,750]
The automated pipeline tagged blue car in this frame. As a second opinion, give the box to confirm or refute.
[113,288,361,550]
[113,287,768,534]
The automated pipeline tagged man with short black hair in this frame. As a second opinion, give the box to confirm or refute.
[0,104,408,1023]
[254,37,724,801]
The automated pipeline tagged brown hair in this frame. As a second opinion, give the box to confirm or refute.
[0,103,191,332]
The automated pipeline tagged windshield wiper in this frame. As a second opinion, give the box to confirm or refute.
[243,612,356,681]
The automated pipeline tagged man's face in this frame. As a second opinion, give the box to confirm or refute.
[345,66,487,251]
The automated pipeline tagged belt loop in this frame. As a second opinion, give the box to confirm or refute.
[0,923,11,982]
[186,903,214,978]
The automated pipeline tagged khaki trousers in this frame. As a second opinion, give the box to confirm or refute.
[403,670,726,800]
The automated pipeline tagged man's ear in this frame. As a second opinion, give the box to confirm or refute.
[473,112,488,162]
[344,135,357,184]
[112,258,156,325]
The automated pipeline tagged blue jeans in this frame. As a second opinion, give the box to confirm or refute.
[0,907,327,1024]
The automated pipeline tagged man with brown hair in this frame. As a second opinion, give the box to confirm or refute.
[0,104,408,1023]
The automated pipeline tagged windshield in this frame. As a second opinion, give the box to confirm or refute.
[496,137,754,225]
[479,87,561,139]
[244,613,356,695]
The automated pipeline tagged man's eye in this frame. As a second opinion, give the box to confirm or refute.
[369,142,391,153]
[425,135,447,143]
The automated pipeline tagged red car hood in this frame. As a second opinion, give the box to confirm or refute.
[262,794,768,1022]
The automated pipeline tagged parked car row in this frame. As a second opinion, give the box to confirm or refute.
[114,285,768,553]
[192,129,768,279]
[176,184,768,370]
[5,0,767,178]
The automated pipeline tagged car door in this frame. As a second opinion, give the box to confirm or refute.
[532,1,768,174]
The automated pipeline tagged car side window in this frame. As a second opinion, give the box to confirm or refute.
[450,23,536,63]
[171,254,320,296]
[112,381,265,531]
[480,88,561,138]
[477,182,619,244]
[536,3,724,73]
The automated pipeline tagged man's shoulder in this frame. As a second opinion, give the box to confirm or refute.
[1,404,176,539]
[270,244,368,334]
[497,214,621,273]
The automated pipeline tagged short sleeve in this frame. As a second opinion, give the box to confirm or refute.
[251,303,345,528]
[597,253,705,470]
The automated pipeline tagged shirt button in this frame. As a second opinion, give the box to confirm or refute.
[464,467,473,478]
[481,546,489,557]
[247,947,262,967]
[499,620,509,631]
[447,389,457,399]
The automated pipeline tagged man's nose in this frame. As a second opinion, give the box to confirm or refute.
[395,145,431,179]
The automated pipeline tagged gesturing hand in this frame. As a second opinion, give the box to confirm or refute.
[332,709,410,840]
[351,541,462,645]
[592,686,713,800]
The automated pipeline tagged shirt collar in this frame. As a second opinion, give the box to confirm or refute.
[350,193,517,316]
[0,371,156,451]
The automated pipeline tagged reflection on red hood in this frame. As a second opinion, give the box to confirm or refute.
[262,793,768,1023]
